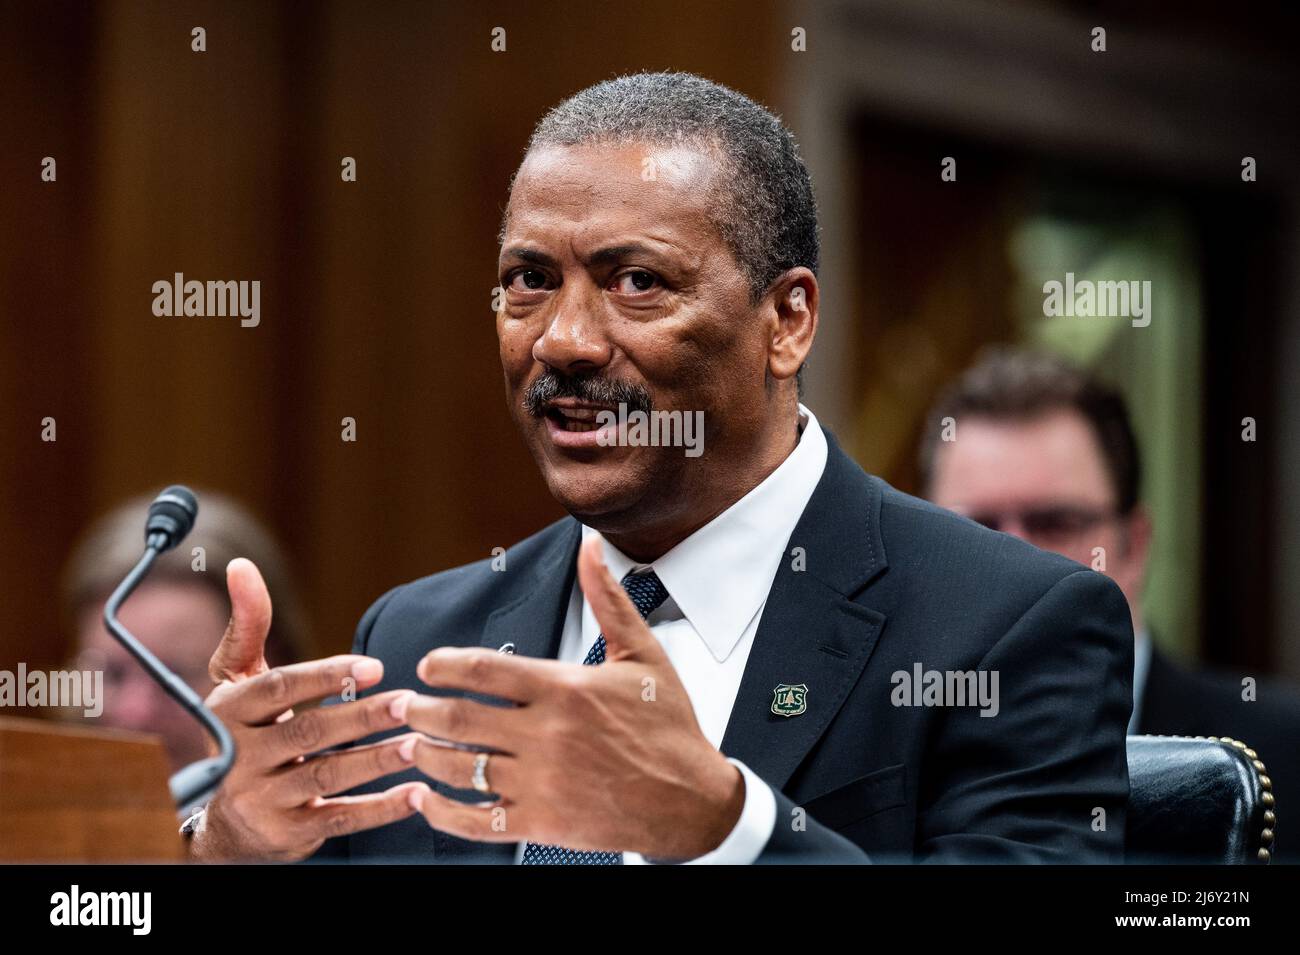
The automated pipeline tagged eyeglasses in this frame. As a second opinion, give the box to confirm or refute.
[965,506,1118,544]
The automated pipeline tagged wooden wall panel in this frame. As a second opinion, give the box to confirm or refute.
[0,0,785,675]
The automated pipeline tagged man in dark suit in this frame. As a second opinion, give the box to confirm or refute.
[922,347,1300,857]
[306,422,1133,864]
[186,73,1132,864]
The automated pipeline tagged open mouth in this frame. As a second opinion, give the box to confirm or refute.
[539,398,628,450]
[544,401,616,433]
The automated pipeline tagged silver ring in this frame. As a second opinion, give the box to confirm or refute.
[471,752,492,793]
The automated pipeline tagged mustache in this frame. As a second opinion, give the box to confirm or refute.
[523,369,653,418]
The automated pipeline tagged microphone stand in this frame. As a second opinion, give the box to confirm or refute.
[102,536,237,812]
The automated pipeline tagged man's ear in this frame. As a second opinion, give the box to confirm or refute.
[767,268,818,385]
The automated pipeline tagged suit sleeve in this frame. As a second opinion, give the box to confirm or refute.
[760,788,877,863]
[754,568,1132,864]
[915,569,1133,863]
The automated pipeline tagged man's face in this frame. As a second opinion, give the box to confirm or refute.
[928,409,1149,618]
[497,141,773,535]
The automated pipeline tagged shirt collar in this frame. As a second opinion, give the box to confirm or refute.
[583,404,829,663]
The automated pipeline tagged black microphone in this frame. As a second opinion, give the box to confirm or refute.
[102,485,237,811]
[145,484,198,552]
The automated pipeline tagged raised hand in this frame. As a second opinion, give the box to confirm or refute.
[190,558,430,861]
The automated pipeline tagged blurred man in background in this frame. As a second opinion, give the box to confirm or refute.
[920,347,1300,854]
[60,491,308,771]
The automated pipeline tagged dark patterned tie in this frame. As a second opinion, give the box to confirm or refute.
[521,568,670,865]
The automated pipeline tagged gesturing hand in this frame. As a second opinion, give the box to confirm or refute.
[191,558,430,862]
[402,536,744,860]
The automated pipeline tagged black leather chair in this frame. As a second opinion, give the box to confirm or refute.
[1126,735,1276,864]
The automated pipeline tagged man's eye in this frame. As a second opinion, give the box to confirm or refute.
[614,270,659,293]
[509,269,549,291]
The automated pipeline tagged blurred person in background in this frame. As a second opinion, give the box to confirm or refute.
[920,347,1300,854]
[60,490,309,771]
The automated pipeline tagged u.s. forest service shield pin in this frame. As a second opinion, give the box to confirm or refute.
[771,683,808,717]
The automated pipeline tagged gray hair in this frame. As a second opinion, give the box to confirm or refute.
[508,71,820,305]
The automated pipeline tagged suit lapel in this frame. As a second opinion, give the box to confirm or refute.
[477,519,582,659]
[442,434,886,853]
[432,520,580,862]
[720,432,890,790]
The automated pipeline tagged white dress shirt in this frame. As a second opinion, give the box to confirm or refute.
[512,404,829,864]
